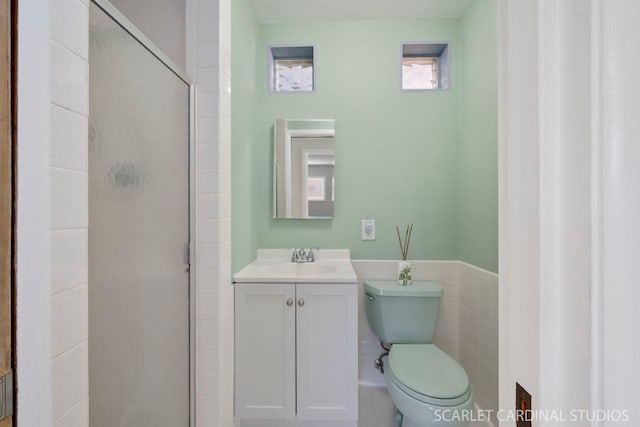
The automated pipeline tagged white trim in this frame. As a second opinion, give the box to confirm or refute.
[537,0,561,412]
[285,129,292,216]
[589,0,604,422]
[598,0,640,418]
[496,0,510,417]
[497,0,542,416]
[499,1,612,422]
[91,0,191,84]
[288,129,335,137]
[16,0,52,424]
[537,0,593,416]
[188,84,196,427]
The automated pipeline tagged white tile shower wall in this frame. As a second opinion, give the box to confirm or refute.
[459,262,499,427]
[50,0,89,425]
[186,0,233,426]
[351,261,461,387]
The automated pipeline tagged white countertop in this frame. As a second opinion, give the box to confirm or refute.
[233,249,357,284]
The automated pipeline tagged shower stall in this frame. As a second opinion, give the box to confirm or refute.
[88,1,193,425]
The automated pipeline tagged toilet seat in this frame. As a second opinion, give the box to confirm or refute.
[388,344,471,407]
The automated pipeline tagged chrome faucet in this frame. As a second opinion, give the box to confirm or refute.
[290,248,316,263]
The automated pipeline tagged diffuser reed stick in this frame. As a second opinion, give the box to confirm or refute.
[395,224,414,260]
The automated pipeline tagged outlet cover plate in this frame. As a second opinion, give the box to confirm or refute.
[361,219,375,240]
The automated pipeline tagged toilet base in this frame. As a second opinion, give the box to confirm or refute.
[395,408,471,427]
[395,409,403,427]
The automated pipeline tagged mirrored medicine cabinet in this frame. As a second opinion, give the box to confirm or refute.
[273,119,336,219]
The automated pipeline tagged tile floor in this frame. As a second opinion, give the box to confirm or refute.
[358,386,396,427]
[358,386,490,427]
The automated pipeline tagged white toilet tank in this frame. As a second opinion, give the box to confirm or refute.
[364,280,442,344]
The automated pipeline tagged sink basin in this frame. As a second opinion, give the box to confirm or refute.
[233,249,357,284]
[257,263,337,276]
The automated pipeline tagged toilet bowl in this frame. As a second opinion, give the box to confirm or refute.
[386,344,473,427]
[364,280,473,427]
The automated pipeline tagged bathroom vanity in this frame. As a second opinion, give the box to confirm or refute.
[233,250,358,427]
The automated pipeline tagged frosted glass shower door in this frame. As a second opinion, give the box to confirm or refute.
[89,3,190,426]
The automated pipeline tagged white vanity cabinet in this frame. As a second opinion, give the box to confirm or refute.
[235,282,358,426]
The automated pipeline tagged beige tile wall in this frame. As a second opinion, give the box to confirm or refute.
[459,262,499,426]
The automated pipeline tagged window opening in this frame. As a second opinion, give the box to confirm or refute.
[270,46,315,93]
[401,43,450,91]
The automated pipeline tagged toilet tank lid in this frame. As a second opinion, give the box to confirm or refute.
[364,280,442,297]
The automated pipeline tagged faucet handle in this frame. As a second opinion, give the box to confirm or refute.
[307,247,319,262]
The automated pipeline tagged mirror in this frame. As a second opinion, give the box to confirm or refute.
[274,119,336,219]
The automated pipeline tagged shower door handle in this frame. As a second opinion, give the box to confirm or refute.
[183,242,190,272]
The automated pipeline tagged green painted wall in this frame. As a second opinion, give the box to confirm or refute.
[458,0,498,272]
[231,2,498,273]
[254,20,461,262]
[231,0,259,272]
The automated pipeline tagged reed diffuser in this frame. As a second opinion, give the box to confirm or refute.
[396,224,413,285]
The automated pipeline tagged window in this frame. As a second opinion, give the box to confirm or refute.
[401,43,450,91]
[269,45,315,93]
[307,177,326,201]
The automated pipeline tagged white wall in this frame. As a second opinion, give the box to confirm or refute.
[459,263,499,425]
[600,0,640,420]
[537,0,592,418]
[497,0,541,418]
[499,0,594,419]
[499,1,640,425]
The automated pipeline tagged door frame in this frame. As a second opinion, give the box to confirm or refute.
[0,0,14,424]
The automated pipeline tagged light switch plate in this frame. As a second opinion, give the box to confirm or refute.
[516,382,532,427]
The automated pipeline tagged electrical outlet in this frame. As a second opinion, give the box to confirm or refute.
[361,219,375,240]
[516,382,532,427]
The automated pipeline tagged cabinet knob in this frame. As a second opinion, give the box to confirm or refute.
[286,298,294,306]
[298,298,305,307]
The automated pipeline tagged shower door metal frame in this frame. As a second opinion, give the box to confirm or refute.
[89,1,196,426]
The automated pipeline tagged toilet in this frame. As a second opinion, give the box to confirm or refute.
[364,280,473,427]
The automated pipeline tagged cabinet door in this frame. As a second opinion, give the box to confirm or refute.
[235,284,296,419]
[296,284,358,420]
